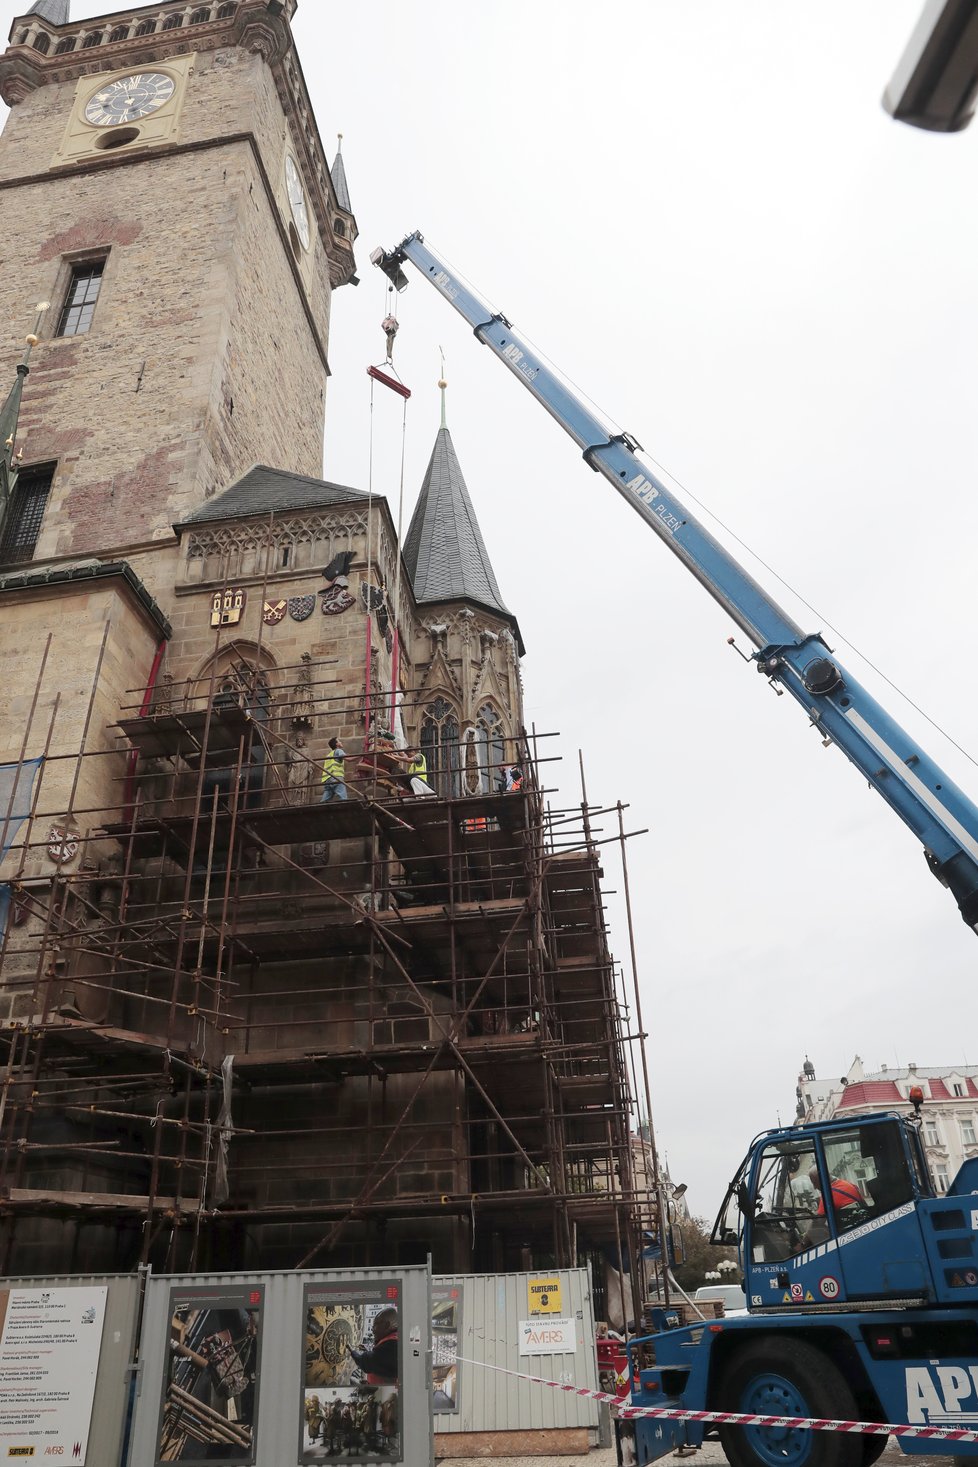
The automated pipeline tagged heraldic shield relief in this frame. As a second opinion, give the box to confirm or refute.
[289,596,316,622]
[263,600,287,626]
[321,582,355,616]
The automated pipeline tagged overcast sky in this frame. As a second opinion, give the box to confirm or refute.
[4,1,977,1220]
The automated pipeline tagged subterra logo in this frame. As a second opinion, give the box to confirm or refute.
[906,1365,978,1423]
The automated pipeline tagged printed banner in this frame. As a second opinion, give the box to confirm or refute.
[518,1317,578,1355]
[431,1286,460,1414]
[0,1285,106,1464]
[301,1280,401,1462]
[156,1284,263,1464]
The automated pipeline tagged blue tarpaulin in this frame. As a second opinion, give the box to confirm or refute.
[0,756,42,861]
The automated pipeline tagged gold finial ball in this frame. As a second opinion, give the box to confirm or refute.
[438,379,448,389]
[25,334,38,346]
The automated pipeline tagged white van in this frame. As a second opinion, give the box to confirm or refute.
[692,1282,747,1317]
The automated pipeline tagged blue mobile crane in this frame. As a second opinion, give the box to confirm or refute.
[372,234,978,1466]
[371,232,978,937]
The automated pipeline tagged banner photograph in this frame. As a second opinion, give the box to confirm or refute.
[301,1280,401,1462]
[156,1284,263,1464]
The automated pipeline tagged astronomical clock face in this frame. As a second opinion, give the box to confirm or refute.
[304,1305,360,1387]
[285,155,311,250]
[84,73,176,126]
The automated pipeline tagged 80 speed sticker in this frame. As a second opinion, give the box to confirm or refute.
[819,1275,840,1299]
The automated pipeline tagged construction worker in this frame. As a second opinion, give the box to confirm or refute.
[406,747,434,796]
[811,1166,862,1216]
[320,736,348,802]
[507,766,524,792]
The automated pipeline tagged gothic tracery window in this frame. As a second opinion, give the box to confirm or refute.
[32,32,50,53]
[420,697,461,797]
[134,19,156,35]
[476,703,506,792]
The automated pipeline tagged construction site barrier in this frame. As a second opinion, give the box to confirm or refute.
[456,1355,978,1442]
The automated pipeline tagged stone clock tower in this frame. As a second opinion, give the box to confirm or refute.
[0,0,356,560]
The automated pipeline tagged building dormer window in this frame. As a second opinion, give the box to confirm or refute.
[82,32,103,49]
[109,26,130,42]
[54,37,75,53]
[189,7,212,22]
[161,14,184,30]
[32,32,50,54]
[134,19,156,36]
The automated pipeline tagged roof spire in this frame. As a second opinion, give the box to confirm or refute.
[27,0,70,24]
[330,132,352,213]
[438,349,448,430]
[0,302,48,540]
[403,413,524,653]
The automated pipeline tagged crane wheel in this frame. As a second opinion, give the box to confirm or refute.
[716,1336,863,1467]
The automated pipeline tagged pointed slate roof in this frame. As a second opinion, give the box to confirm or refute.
[28,0,70,23]
[330,141,352,214]
[177,465,368,528]
[403,426,522,649]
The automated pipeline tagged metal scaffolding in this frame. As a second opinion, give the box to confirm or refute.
[0,648,660,1327]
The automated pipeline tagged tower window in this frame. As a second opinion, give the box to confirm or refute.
[161,13,184,30]
[0,465,55,565]
[32,32,50,54]
[57,260,106,338]
[420,698,461,797]
[82,32,103,49]
[189,7,212,22]
[217,3,237,16]
[134,19,156,36]
[476,703,506,791]
[54,37,76,54]
[108,26,130,43]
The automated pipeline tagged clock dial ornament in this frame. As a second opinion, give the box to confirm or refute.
[84,73,176,127]
[285,156,311,250]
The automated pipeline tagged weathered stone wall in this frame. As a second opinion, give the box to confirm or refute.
[0,41,335,555]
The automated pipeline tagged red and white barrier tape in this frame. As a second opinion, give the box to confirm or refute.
[454,1355,978,1442]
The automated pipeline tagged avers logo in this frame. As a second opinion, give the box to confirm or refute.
[906,1365,978,1423]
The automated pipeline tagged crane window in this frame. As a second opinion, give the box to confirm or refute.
[749,1140,820,1263]
[822,1121,916,1230]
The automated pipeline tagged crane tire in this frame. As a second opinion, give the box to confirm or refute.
[862,1436,888,1466]
[717,1336,863,1467]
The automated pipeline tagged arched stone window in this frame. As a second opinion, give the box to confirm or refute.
[82,32,103,49]
[334,218,346,237]
[217,1,237,15]
[161,13,184,30]
[189,7,211,22]
[134,19,156,36]
[476,703,506,792]
[108,25,130,42]
[195,651,275,806]
[420,697,461,797]
[32,32,50,53]
[54,36,76,53]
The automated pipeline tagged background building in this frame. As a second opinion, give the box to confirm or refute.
[795,1055,978,1193]
[0,0,655,1318]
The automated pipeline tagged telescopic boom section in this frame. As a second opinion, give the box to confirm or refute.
[372,231,978,932]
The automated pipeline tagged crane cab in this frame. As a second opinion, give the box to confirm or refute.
[711,1112,966,1309]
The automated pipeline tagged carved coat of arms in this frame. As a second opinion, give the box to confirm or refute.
[262,599,287,626]
[321,580,355,615]
[47,825,81,864]
[288,595,316,622]
[211,587,245,627]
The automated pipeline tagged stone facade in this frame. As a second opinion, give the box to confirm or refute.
[0,0,352,557]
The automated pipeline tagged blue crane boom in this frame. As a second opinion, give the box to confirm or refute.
[372,231,978,933]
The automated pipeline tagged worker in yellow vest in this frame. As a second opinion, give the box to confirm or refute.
[320,736,348,802]
[406,747,433,796]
